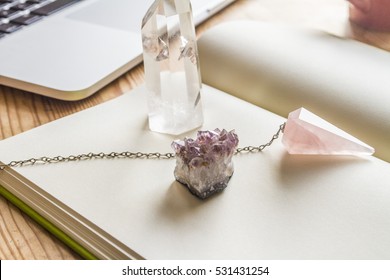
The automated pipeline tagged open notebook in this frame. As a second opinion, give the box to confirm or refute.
[198,21,390,163]
[0,21,390,259]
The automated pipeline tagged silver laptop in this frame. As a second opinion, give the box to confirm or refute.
[0,0,235,101]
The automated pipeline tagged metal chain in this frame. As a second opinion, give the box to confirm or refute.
[0,123,285,171]
[235,122,286,154]
[0,152,175,170]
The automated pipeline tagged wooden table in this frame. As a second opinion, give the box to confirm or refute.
[1,0,389,260]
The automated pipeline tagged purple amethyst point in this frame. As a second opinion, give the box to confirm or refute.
[171,129,239,199]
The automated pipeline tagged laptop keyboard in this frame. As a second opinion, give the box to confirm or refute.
[0,0,81,38]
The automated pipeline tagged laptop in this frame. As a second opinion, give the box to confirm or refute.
[0,0,235,101]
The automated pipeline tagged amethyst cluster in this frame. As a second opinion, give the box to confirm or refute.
[171,129,239,199]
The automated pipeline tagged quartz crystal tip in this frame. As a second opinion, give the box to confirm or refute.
[142,0,203,135]
[172,129,239,199]
[282,108,375,156]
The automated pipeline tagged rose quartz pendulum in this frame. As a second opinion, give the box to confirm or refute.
[282,108,375,155]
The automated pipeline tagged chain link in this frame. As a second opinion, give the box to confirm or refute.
[235,122,285,154]
[0,152,175,170]
[0,123,285,171]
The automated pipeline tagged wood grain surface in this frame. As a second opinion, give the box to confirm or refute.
[0,0,389,259]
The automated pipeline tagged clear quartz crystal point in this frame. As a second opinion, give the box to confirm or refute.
[282,108,375,155]
[141,0,203,135]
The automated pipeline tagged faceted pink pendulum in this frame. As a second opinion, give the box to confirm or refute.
[282,108,375,155]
